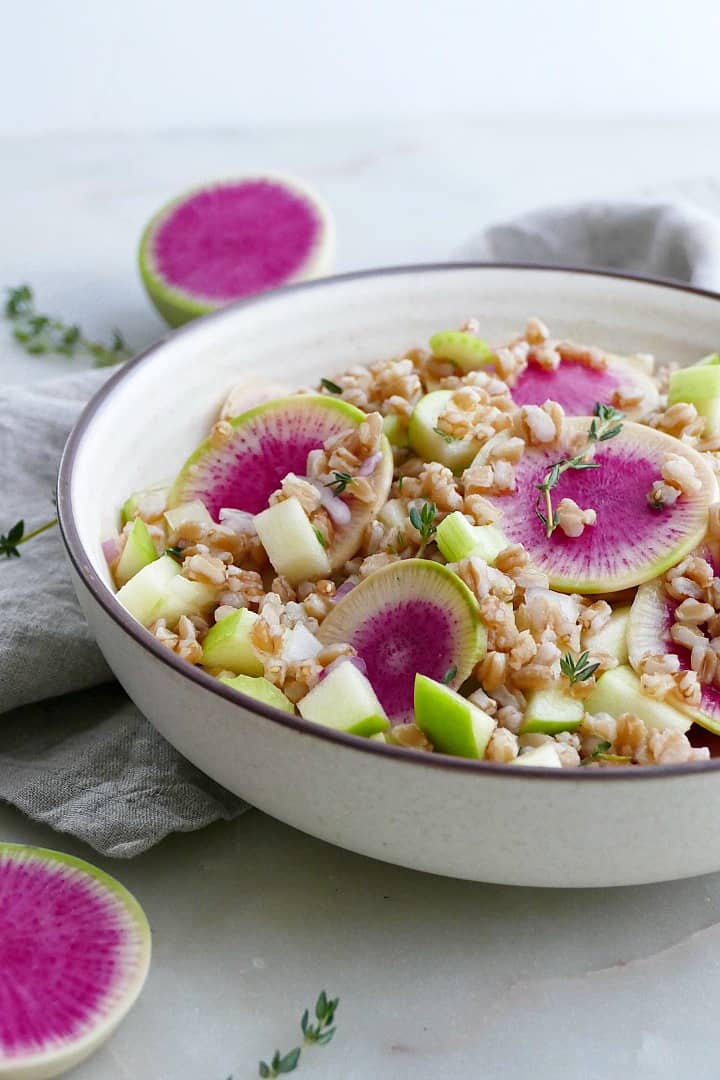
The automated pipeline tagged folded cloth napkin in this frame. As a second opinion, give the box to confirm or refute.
[2,198,720,856]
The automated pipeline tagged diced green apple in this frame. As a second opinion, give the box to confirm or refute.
[515,743,562,768]
[254,496,331,585]
[435,510,507,565]
[114,518,158,585]
[164,499,213,531]
[668,364,720,437]
[520,687,584,734]
[429,329,494,372]
[297,661,390,737]
[408,391,482,471]
[220,673,295,713]
[115,554,181,625]
[414,673,495,758]
[202,608,263,675]
[585,665,691,733]
[121,482,168,524]
[584,606,630,665]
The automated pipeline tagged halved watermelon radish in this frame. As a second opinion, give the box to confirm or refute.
[511,352,658,418]
[317,559,486,724]
[0,844,151,1079]
[481,418,716,594]
[139,175,334,326]
[168,395,393,570]
[628,571,720,734]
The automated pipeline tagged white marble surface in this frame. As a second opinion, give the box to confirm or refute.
[4,117,720,1079]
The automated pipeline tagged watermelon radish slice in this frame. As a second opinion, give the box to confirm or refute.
[317,559,486,724]
[511,352,658,418]
[169,395,393,570]
[0,844,151,1079]
[481,418,717,595]
[629,573,720,735]
[139,175,334,326]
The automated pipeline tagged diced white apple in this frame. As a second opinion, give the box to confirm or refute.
[584,606,630,665]
[515,743,562,768]
[164,499,213,531]
[520,687,584,735]
[297,660,390,737]
[378,498,407,531]
[585,665,691,733]
[254,496,331,585]
[114,518,158,585]
[115,555,181,625]
[284,623,323,663]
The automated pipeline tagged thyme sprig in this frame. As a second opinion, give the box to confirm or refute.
[1,518,58,559]
[320,377,342,394]
[409,500,437,552]
[535,403,624,538]
[433,425,459,444]
[255,990,339,1078]
[5,284,132,367]
[442,664,458,685]
[580,740,631,766]
[325,471,354,496]
[560,650,600,685]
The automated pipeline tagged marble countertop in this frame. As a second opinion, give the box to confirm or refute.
[3,117,720,1079]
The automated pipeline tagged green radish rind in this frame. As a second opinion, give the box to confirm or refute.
[138,174,335,328]
[0,843,151,1079]
[628,579,720,735]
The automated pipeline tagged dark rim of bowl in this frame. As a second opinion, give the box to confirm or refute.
[57,261,720,781]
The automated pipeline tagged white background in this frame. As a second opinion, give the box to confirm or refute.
[4,0,720,134]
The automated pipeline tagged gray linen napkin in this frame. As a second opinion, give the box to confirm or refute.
[3,198,720,856]
[0,369,245,855]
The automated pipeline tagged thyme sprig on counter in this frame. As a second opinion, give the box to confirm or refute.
[535,403,624,538]
[252,990,339,1078]
[1,518,58,559]
[5,284,132,367]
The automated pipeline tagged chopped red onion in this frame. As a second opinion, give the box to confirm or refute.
[333,580,357,601]
[219,507,257,534]
[358,452,382,477]
[319,654,367,680]
[312,482,352,526]
[102,536,121,565]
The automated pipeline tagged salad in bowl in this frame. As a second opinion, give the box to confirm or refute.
[104,315,720,770]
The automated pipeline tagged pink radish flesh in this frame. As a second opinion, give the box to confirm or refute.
[151,180,323,301]
[512,358,622,414]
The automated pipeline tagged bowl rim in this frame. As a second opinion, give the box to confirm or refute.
[57,260,720,782]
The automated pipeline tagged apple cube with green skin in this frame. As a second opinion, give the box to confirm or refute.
[164,499,213,531]
[429,330,494,372]
[585,665,691,733]
[408,391,483,472]
[515,743,562,768]
[114,518,158,586]
[202,608,263,675]
[435,511,507,565]
[121,483,168,524]
[116,554,215,627]
[254,496,331,586]
[298,660,390,737]
[520,687,584,735]
[668,364,720,437]
[383,414,409,448]
[220,673,295,712]
[414,673,495,758]
[584,606,630,665]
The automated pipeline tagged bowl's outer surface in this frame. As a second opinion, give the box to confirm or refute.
[60,265,720,887]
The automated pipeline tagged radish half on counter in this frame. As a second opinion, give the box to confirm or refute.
[139,174,334,326]
[0,844,151,1079]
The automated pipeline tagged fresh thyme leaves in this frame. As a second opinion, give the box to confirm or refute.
[325,471,354,496]
[5,284,132,367]
[1,517,57,559]
[580,740,631,766]
[165,545,183,562]
[433,425,459,444]
[320,377,342,394]
[313,527,328,549]
[256,991,339,1078]
[442,664,457,685]
[560,651,600,685]
[409,500,437,551]
[397,476,404,492]
[535,403,624,538]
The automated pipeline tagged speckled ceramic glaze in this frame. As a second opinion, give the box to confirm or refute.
[58,265,720,887]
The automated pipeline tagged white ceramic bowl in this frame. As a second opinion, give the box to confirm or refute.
[58,264,720,888]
